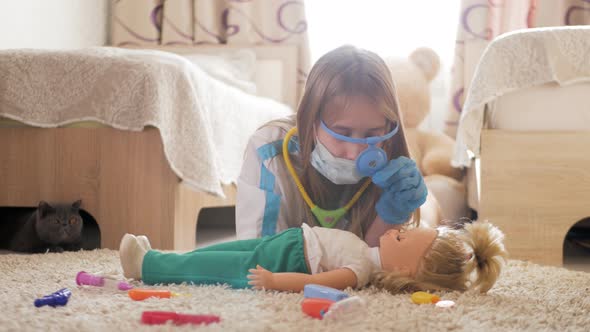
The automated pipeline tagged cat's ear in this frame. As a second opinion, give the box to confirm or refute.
[38,201,54,218]
[72,200,82,210]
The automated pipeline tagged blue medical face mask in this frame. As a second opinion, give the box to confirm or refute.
[315,120,399,178]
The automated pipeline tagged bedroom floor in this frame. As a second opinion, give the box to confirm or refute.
[3,248,588,331]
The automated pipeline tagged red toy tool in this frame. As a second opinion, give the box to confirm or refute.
[301,298,335,319]
[141,311,221,326]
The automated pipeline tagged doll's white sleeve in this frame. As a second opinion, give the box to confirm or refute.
[313,227,378,288]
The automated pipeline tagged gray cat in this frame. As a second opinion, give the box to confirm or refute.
[3,200,84,253]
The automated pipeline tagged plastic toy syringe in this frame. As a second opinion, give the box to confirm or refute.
[76,271,133,291]
[34,288,72,307]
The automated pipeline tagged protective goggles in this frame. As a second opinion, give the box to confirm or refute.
[320,120,399,177]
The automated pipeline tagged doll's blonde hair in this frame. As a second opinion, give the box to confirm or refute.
[267,45,418,237]
[371,220,508,293]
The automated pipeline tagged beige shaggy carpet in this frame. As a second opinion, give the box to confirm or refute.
[0,249,589,332]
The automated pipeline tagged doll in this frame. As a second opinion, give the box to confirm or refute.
[120,220,507,293]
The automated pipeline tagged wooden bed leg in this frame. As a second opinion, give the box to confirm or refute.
[172,183,201,251]
[480,130,590,266]
[172,183,237,251]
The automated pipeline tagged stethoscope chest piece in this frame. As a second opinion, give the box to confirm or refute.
[356,145,388,177]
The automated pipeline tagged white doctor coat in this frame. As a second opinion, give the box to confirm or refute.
[235,120,362,239]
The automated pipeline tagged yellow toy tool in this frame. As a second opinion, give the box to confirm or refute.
[411,291,440,304]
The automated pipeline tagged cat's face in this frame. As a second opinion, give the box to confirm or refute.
[35,200,83,245]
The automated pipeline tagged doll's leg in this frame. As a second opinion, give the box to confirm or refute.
[193,238,263,252]
[143,250,258,288]
[142,228,309,288]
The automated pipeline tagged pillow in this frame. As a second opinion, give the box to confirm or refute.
[182,49,257,95]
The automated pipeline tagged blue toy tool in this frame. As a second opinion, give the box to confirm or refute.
[304,284,349,302]
[34,288,72,307]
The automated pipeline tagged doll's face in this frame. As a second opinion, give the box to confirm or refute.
[317,95,388,160]
[379,227,437,276]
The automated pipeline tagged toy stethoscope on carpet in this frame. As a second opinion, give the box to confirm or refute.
[283,120,399,228]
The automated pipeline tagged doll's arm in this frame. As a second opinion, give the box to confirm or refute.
[247,265,357,292]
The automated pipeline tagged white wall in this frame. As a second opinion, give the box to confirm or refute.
[305,1,460,133]
[0,0,110,49]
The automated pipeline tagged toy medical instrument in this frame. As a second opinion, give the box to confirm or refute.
[411,291,440,304]
[128,288,184,301]
[435,300,456,308]
[141,311,221,326]
[320,120,399,177]
[76,271,133,291]
[34,288,71,307]
[301,298,335,319]
[322,296,366,321]
[304,284,349,302]
[283,127,372,228]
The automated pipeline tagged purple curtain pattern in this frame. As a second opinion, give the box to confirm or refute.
[111,0,311,97]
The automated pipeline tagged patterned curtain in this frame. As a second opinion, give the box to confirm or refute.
[111,0,310,98]
[444,0,590,138]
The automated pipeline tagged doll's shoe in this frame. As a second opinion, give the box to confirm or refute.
[119,234,148,280]
[136,235,152,251]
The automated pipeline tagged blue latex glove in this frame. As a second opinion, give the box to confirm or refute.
[371,156,428,224]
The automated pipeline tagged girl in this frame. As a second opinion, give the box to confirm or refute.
[236,45,440,246]
[119,220,507,293]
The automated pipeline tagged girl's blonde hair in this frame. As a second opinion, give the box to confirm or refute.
[269,45,417,237]
[372,220,508,293]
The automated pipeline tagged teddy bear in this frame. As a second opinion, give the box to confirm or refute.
[385,48,468,222]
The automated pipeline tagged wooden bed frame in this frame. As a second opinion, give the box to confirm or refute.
[479,130,590,266]
[0,45,298,251]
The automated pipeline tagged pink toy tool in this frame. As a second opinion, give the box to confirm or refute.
[76,271,133,291]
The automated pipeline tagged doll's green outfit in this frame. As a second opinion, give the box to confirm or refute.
[142,224,381,289]
[142,227,308,288]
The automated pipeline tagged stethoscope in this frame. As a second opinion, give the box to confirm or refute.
[282,121,399,228]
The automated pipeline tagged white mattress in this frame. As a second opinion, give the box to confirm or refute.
[453,27,590,168]
[467,81,590,212]
[487,82,590,130]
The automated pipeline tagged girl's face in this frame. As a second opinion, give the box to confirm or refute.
[317,95,389,160]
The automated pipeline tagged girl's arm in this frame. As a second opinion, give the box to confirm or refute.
[364,215,404,247]
[247,265,357,292]
[365,189,442,246]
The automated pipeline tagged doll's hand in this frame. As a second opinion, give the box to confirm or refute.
[371,156,427,224]
[247,265,275,290]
